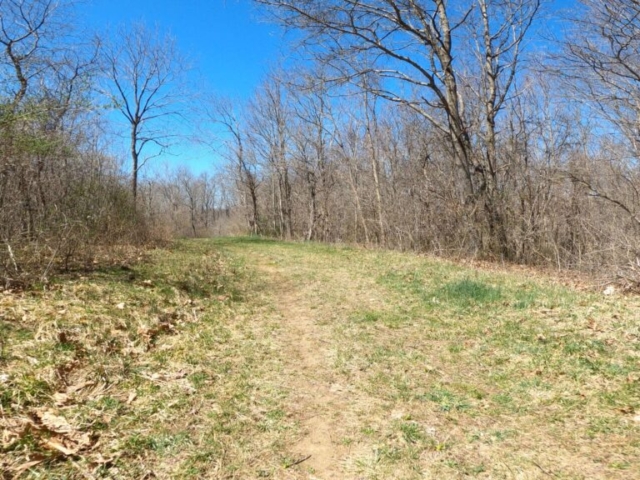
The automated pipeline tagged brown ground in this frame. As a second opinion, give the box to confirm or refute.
[263,265,375,479]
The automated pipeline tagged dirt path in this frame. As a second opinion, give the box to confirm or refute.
[277,286,349,478]
[239,245,421,480]
[257,263,362,479]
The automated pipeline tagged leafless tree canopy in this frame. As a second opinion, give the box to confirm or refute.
[6,0,640,286]
[252,0,542,257]
[199,0,640,283]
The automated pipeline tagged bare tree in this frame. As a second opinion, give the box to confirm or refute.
[331,98,371,244]
[209,97,261,234]
[0,0,133,287]
[256,0,541,256]
[248,74,293,239]
[289,73,338,241]
[100,22,187,204]
[0,0,64,109]
[561,0,640,229]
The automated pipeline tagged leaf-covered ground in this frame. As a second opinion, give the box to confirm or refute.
[2,238,640,479]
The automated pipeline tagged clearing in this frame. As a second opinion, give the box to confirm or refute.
[2,238,640,479]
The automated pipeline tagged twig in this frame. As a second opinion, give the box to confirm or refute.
[285,454,312,469]
[41,245,60,283]
[532,460,557,477]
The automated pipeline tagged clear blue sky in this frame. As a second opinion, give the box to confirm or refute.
[81,0,284,98]
[79,0,285,174]
[77,0,577,175]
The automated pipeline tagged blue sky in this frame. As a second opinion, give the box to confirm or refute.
[79,0,285,174]
[77,0,577,175]
[81,0,284,98]
[80,0,577,98]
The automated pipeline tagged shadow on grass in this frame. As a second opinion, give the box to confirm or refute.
[379,271,525,310]
[213,236,279,247]
[47,243,244,302]
[211,236,351,256]
[438,279,503,307]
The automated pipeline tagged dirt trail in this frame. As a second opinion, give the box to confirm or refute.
[255,262,367,480]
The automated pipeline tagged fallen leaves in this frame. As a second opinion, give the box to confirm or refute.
[127,391,137,405]
[140,369,197,395]
[11,456,46,478]
[53,392,72,406]
[43,434,92,456]
[0,244,236,478]
[37,409,75,434]
[1,409,97,469]
[140,370,188,382]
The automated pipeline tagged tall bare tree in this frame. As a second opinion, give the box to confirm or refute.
[100,23,187,204]
[289,73,338,241]
[562,0,640,227]
[209,98,261,234]
[248,75,293,238]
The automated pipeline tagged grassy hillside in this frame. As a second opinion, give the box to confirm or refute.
[2,238,639,479]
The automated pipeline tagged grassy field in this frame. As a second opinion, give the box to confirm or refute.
[2,237,640,479]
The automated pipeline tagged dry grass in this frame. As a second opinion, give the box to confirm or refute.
[2,237,640,479]
[1,240,295,479]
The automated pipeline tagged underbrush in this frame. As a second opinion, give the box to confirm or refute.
[0,240,248,477]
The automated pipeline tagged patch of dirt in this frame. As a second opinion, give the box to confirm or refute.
[258,265,366,479]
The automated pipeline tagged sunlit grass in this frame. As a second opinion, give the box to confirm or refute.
[218,237,640,479]
[3,236,640,478]
[1,239,294,478]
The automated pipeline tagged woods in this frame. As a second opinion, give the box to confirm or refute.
[3,0,640,286]
[0,0,139,287]
[220,0,640,281]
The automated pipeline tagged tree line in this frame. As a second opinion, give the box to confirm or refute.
[0,0,227,287]
[3,0,640,287]
[218,0,640,283]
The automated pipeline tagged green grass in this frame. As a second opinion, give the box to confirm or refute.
[2,236,640,479]
[439,278,503,306]
[217,238,640,479]
[0,239,294,478]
